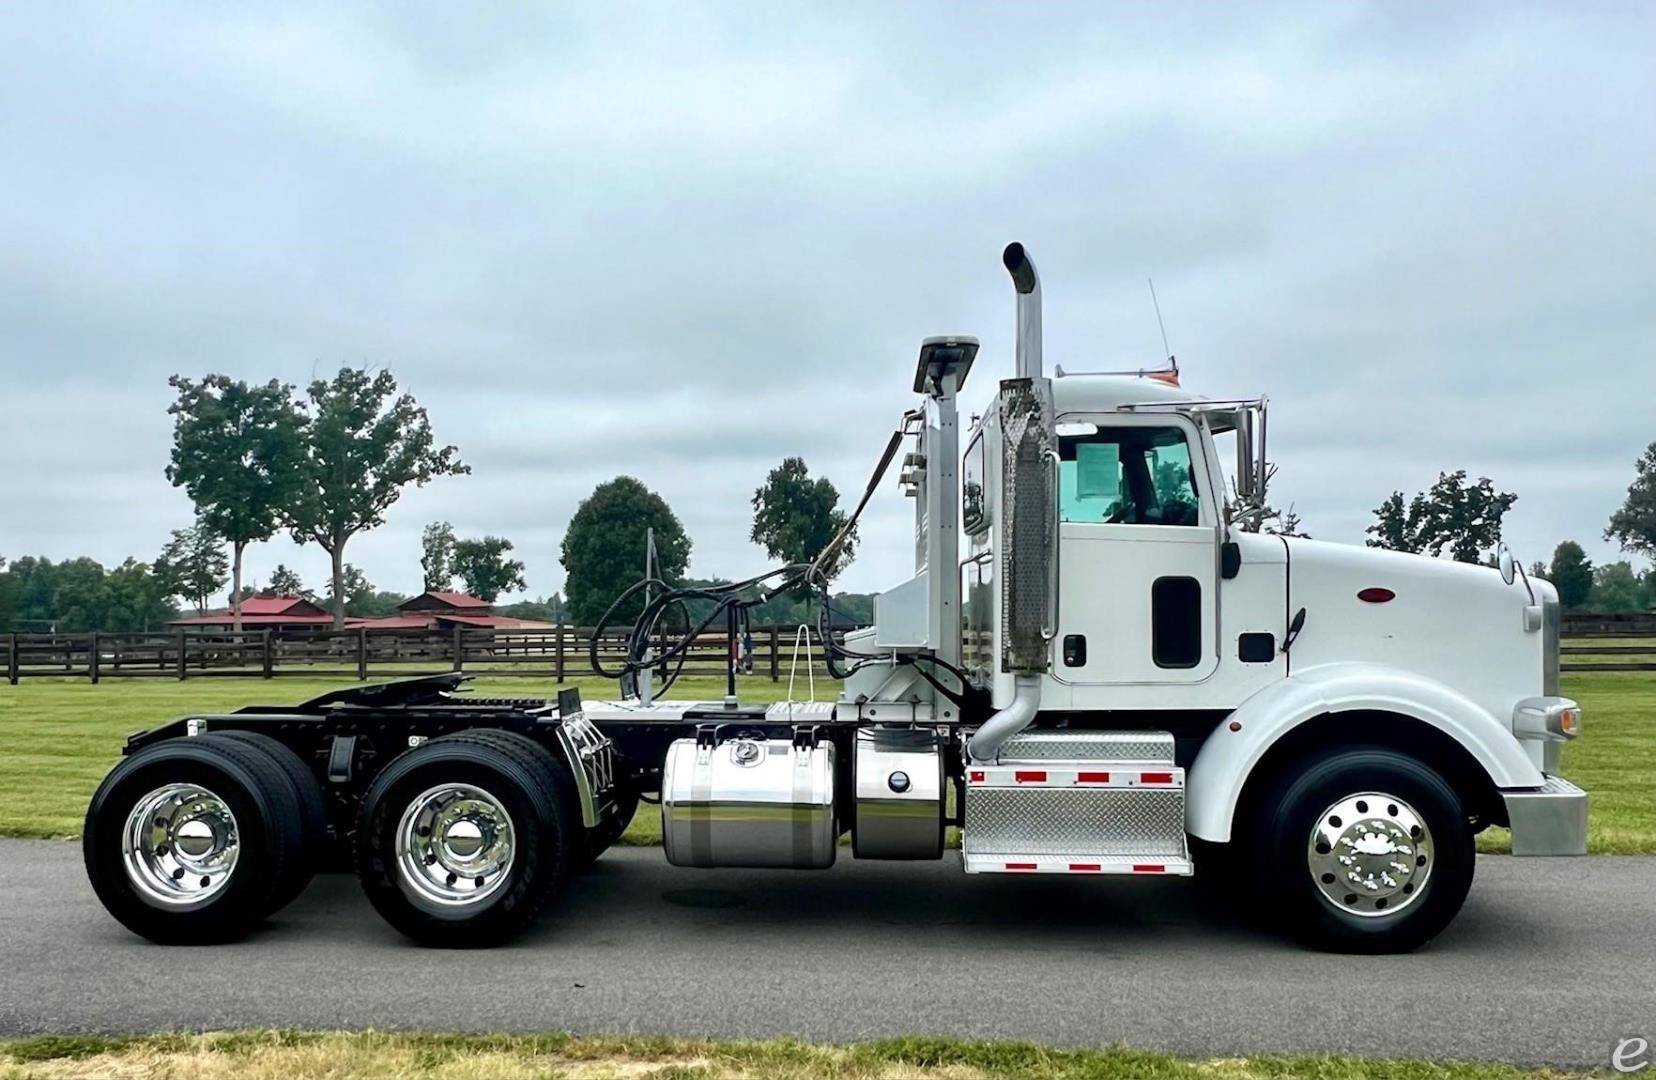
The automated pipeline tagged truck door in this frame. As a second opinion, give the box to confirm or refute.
[1051,415,1219,686]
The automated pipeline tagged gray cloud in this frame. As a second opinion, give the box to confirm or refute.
[2,2,1653,602]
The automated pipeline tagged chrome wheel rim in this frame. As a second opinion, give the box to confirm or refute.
[122,783,240,909]
[1307,791,1433,918]
[395,783,516,911]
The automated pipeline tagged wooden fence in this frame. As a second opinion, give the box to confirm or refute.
[4,613,1652,684]
[3,624,844,685]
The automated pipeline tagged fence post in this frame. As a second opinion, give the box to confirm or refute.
[356,628,368,681]
[769,626,780,681]
[176,631,187,680]
[452,625,463,673]
[7,633,17,685]
[89,632,100,684]
[555,619,566,684]
[262,630,273,678]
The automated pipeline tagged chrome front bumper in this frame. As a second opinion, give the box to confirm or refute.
[1503,775,1588,856]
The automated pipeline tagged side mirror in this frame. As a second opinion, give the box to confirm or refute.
[1497,544,1516,586]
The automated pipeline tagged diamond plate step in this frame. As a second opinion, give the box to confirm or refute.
[962,852,1193,876]
[996,730,1174,764]
[962,760,1192,876]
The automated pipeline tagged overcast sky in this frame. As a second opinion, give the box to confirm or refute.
[2,3,1652,603]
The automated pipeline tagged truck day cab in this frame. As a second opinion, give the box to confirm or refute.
[83,244,1586,953]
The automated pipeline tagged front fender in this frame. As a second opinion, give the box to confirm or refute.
[1186,662,1543,843]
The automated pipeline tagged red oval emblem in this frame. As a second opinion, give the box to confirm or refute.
[1357,587,1395,604]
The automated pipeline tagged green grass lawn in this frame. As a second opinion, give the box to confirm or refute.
[0,1029,1605,1080]
[0,669,1649,853]
[0,672,819,842]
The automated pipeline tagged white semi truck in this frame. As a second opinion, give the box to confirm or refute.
[83,244,1585,953]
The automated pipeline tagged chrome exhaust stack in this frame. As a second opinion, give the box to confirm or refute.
[1003,242,1042,380]
[968,243,1055,764]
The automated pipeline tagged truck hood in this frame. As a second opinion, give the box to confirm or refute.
[1281,536,1553,726]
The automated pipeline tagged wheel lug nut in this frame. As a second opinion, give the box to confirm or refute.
[171,868,185,881]
[155,844,169,856]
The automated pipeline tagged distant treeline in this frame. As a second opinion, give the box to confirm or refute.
[0,553,877,634]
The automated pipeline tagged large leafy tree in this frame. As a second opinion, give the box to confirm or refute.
[1365,470,1517,563]
[0,557,14,633]
[165,375,306,630]
[0,556,175,632]
[102,559,179,632]
[1605,441,1656,562]
[286,368,468,627]
[451,536,528,603]
[561,476,690,624]
[1587,561,1651,613]
[1547,541,1594,610]
[750,457,855,581]
[421,521,456,592]
[266,564,308,598]
[325,563,407,618]
[153,521,230,615]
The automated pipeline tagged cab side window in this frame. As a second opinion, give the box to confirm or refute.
[1059,425,1200,526]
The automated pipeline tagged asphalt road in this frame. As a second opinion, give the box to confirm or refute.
[2,840,1652,1067]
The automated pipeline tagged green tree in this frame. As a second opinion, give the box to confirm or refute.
[421,521,456,592]
[1606,441,1656,562]
[1366,471,1517,563]
[102,559,178,632]
[1547,541,1594,610]
[324,564,408,618]
[0,557,15,633]
[266,564,308,598]
[497,593,567,623]
[1366,492,1421,553]
[286,368,468,627]
[451,536,528,603]
[0,556,175,632]
[1587,561,1650,613]
[154,521,230,615]
[561,476,691,624]
[165,375,307,631]
[750,457,855,581]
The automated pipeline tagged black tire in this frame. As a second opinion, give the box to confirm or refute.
[1250,746,1474,954]
[578,786,639,870]
[83,736,306,944]
[354,730,577,947]
[212,731,328,913]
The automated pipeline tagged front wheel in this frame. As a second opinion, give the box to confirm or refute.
[1250,747,1474,954]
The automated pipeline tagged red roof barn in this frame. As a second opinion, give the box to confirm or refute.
[170,595,334,630]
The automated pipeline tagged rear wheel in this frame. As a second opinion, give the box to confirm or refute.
[212,730,328,913]
[1250,747,1474,953]
[83,736,306,943]
[354,731,576,947]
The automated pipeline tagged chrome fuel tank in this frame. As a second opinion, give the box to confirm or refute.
[661,733,837,869]
[853,727,945,859]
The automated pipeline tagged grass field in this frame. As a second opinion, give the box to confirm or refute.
[0,1030,1604,1079]
[0,669,1648,853]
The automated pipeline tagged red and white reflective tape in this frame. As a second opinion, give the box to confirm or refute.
[968,766,1183,789]
[995,860,1173,874]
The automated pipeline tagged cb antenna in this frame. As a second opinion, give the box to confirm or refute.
[1147,277,1177,375]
